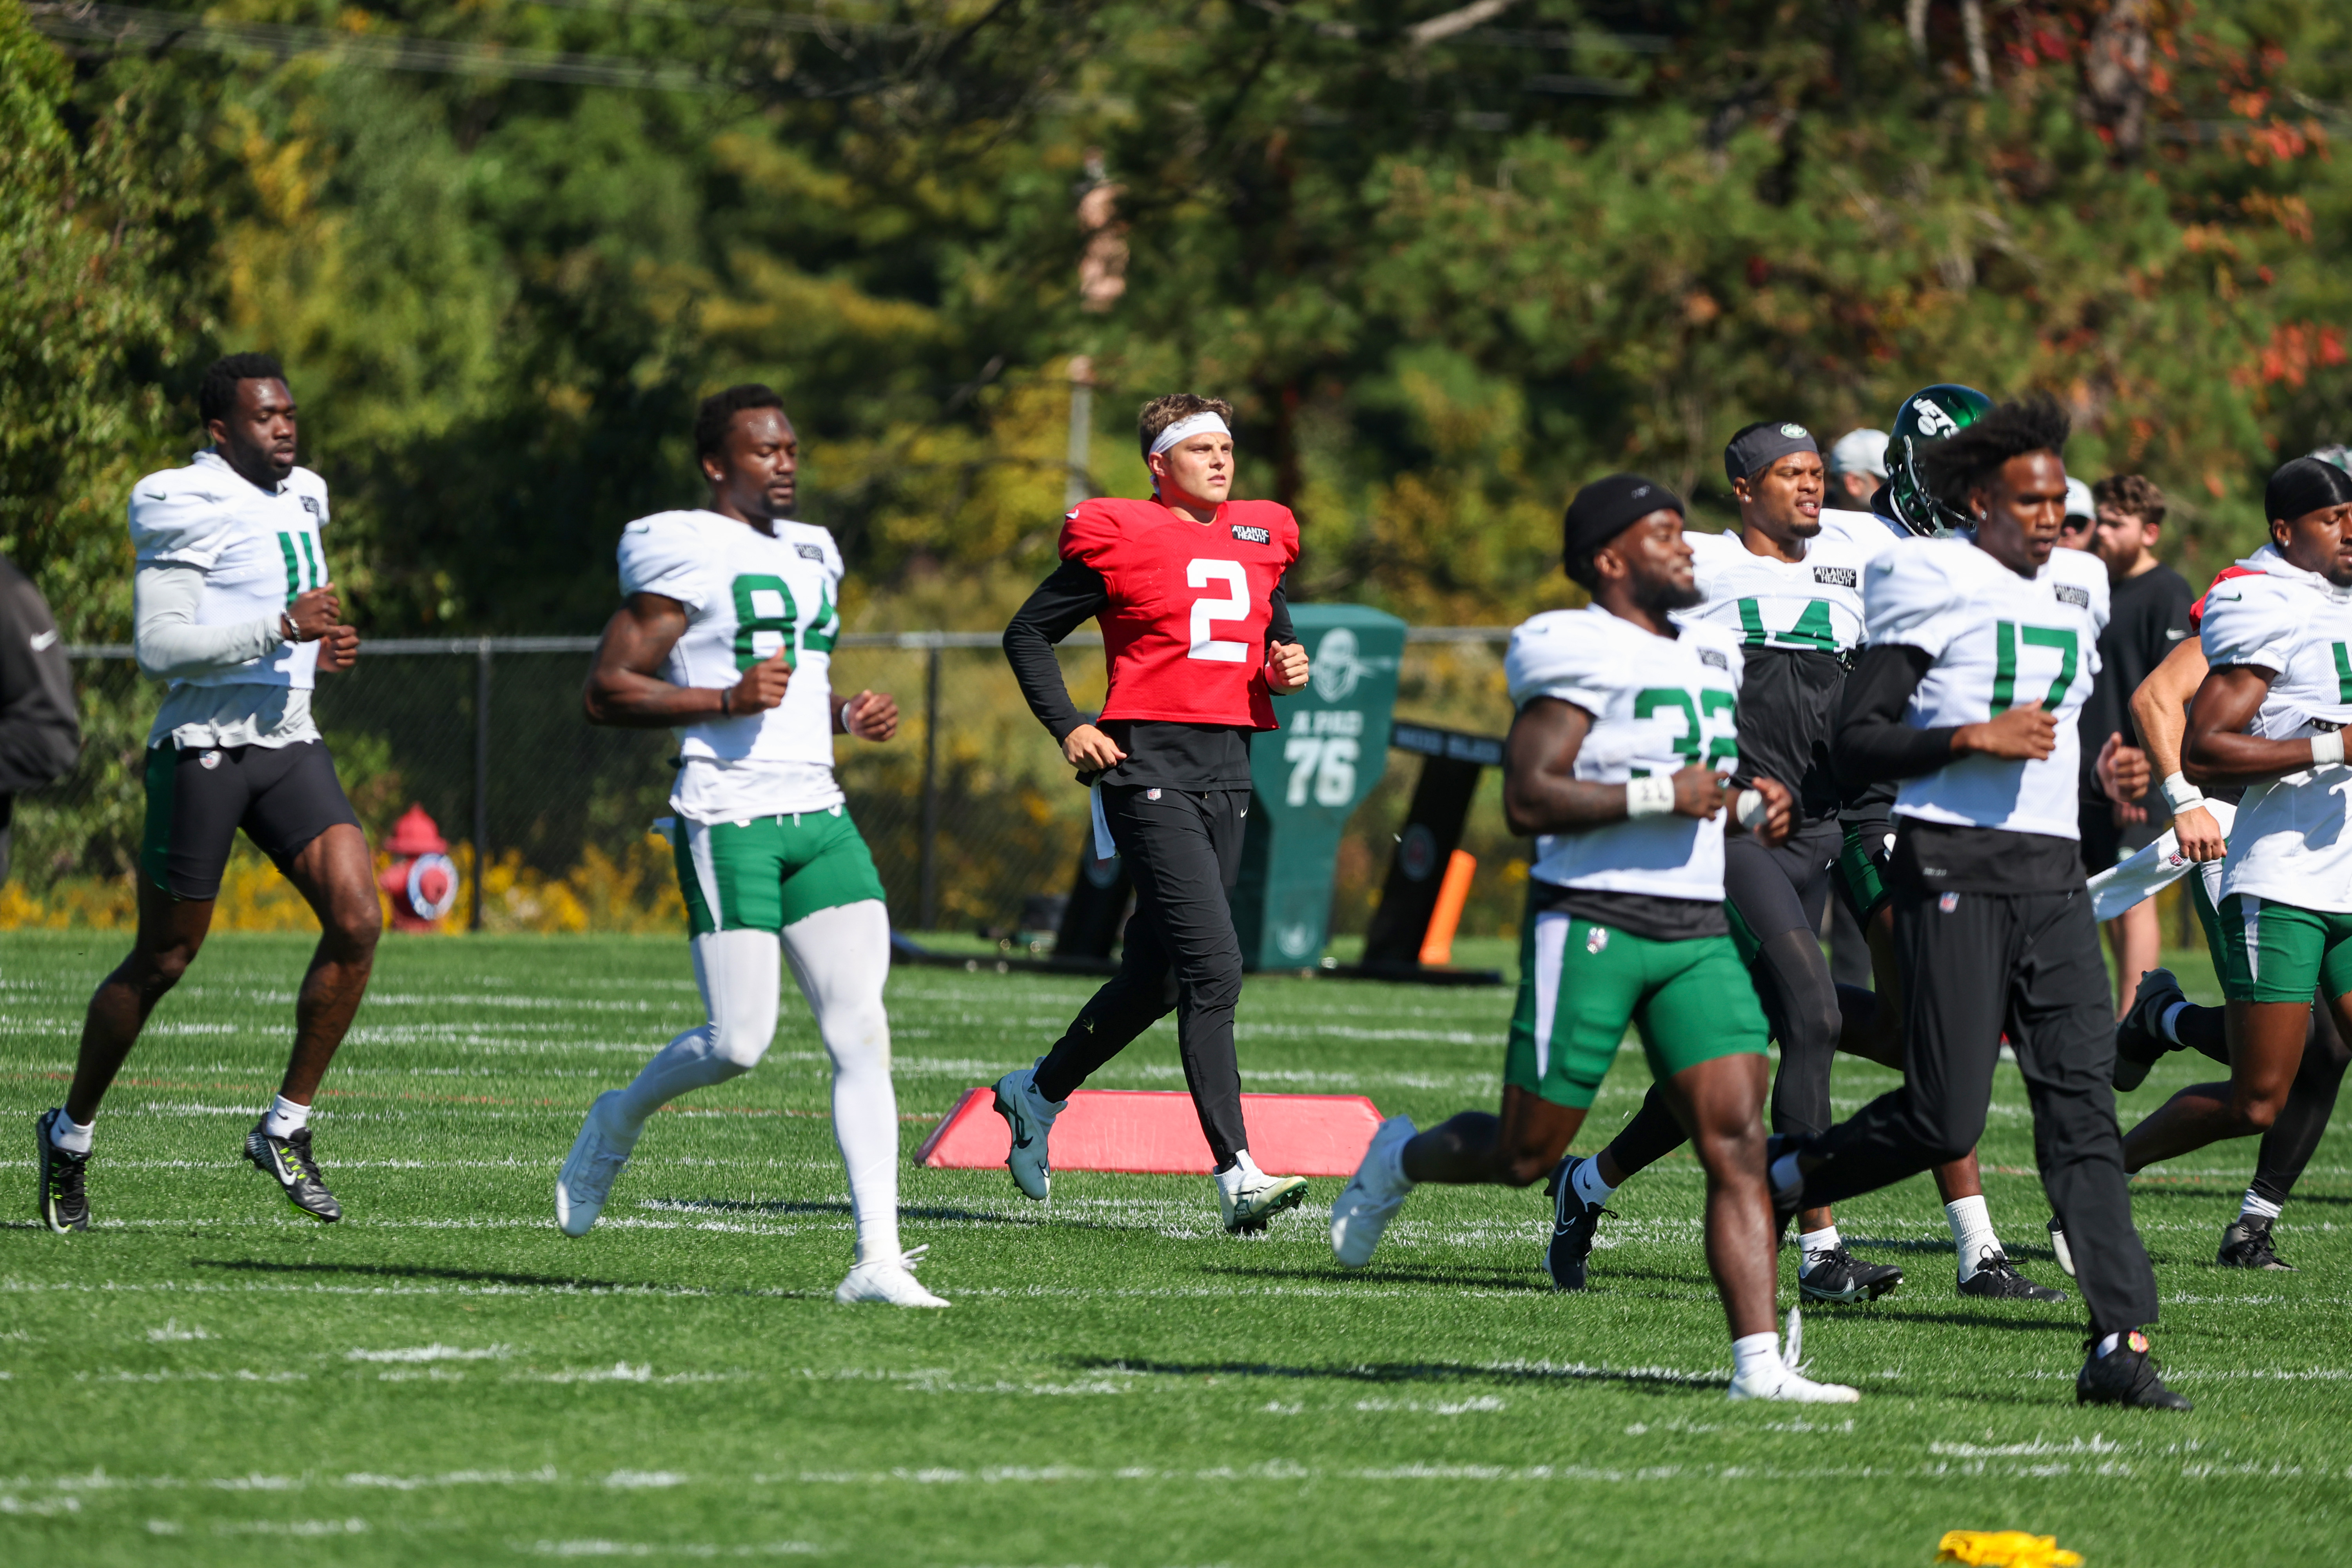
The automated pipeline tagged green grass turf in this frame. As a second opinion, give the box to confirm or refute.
[3,929,2348,1566]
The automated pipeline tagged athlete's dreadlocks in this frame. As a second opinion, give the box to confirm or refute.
[1918,393,2071,513]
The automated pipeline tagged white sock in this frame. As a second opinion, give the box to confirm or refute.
[1374,1131,1413,1194]
[262,1095,309,1139]
[1570,1157,1615,1210]
[2158,1000,2189,1044]
[1799,1225,1841,1261]
[48,1113,94,1155]
[613,929,782,1131]
[1946,1194,2000,1279]
[1769,1152,1804,1197]
[781,902,902,1266]
[1731,1330,1781,1385]
[2093,1330,2126,1358]
[2240,1189,2284,1223]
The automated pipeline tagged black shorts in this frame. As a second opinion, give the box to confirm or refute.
[140,740,361,901]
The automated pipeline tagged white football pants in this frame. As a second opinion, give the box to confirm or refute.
[612,900,901,1263]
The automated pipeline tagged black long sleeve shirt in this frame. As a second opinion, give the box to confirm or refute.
[1002,557,1293,790]
[0,555,82,868]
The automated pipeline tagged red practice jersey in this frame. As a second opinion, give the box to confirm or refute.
[2190,563,2265,631]
[1060,495,1301,731]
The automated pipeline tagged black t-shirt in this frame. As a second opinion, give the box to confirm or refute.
[1734,645,1846,823]
[1527,878,1729,942]
[2077,561,2194,806]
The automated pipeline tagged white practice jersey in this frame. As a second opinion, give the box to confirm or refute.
[1507,605,1745,902]
[617,509,849,822]
[1866,537,2109,839]
[130,450,330,748]
[2202,554,2352,912]
[1674,507,1900,656]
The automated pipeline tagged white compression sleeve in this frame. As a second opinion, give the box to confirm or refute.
[780,900,901,1265]
[610,928,781,1131]
[133,562,285,680]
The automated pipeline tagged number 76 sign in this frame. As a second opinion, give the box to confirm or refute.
[1232,606,1408,970]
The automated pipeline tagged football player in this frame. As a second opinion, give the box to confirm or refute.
[1332,474,1859,1404]
[37,352,375,1233]
[2065,529,2348,1273]
[993,394,1314,1233]
[556,384,941,1308]
[2101,458,2352,1242]
[1548,414,2060,1305]
[1773,394,2184,1410]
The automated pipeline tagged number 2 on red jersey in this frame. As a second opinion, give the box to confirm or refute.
[1187,559,1250,663]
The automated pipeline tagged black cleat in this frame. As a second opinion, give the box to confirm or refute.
[2076,1330,2192,1411]
[1543,1155,1611,1291]
[35,1109,89,1234]
[1797,1242,1903,1304]
[245,1121,342,1222]
[1957,1247,2068,1302]
[2217,1215,2295,1271]
[2113,967,2187,1092]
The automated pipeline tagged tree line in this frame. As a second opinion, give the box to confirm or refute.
[6,0,2349,646]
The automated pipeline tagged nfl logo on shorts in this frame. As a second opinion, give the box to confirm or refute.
[1586,925,1608,955]
[1939,892,1959,913]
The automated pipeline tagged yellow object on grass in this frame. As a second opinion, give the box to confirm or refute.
[1936,1530,2083,1568]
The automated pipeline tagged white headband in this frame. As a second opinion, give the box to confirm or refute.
[1149,411,1230,458]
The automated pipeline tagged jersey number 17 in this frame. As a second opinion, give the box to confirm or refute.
[1988,622,2077,713]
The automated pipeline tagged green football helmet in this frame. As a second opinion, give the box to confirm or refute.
[1884,383,1995,537]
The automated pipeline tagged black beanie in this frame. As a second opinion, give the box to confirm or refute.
[2266,456,2352,524]
[1562,474,1684,574]
[1723,421,1819,486]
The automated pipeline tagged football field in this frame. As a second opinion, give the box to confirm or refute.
[4,928,2350,1566]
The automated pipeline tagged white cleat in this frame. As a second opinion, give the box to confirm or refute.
[1330,1115,1417,1267]
[836,1245,949,1308]
[555,1092,637,1237]
[1727,1307,1861,1404]
[1217,1152,1309,1235]
[992,1061,1061,1202]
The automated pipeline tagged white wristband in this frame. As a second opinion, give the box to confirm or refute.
[1625,775,1676,818]
[2313,731,2345,767]
[2159,771,2205,812]
[1734,788,1766,829]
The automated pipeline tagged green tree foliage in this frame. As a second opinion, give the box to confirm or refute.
[9,0,2352,642]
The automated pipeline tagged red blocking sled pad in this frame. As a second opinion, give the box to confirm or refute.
[917,1088,1385,1177]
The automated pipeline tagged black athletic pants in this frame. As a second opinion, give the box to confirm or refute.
[1801,878,2161,1335]
[1604,820,1853,1175]
[1033,785,1251,1167]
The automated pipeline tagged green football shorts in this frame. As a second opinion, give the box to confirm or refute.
[1504,911,1770,1110]
[671,806,887,936]
[2212,890,2352,1005]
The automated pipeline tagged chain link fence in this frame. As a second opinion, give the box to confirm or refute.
[8,629,1530,944]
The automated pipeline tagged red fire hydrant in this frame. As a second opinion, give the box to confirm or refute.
[379,804,461,932]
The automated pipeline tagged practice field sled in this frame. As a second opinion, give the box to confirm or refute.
[917,1088,1385,1176]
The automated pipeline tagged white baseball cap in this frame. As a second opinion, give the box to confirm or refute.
[1826,428,1889,478]
[2064,476,2096,521]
